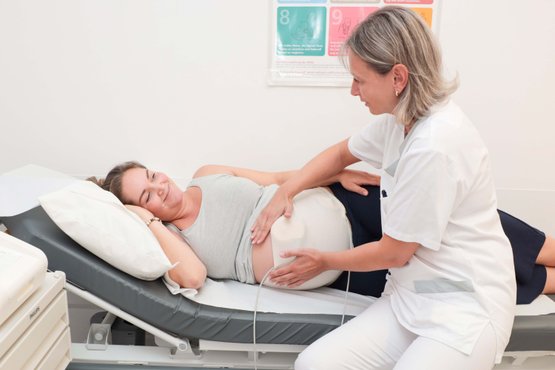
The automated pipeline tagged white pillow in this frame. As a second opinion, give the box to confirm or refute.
[38,180,172,280]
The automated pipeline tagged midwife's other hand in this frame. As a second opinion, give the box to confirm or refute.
[269,248,326,287]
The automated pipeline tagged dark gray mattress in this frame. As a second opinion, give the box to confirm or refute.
[2,206,555,351]
[1,206,345,345]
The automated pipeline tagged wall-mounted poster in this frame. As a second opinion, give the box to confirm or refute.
[269,0,440,86]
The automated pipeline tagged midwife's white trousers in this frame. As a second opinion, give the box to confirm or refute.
[295,295,496,370]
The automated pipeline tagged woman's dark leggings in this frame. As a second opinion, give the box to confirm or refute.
[328,183,547,304]
[328,183,387,297]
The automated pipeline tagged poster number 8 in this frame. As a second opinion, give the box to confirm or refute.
[280,9,290,25]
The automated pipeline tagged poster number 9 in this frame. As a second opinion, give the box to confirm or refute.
[331,9,343,26]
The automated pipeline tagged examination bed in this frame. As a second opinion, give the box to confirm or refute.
[3,205,555,368]
[1,206,349,368]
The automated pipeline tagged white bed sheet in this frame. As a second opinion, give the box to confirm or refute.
[0,165,77,217]
[165,277,376,315]
[515,294,555,316]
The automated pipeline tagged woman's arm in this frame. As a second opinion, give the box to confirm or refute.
[276,139,361,196]
[193,165,295,186]
[126,205,207,289]
[269,234,420,287]
[193,143,376,191]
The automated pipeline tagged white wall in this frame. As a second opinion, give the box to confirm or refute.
[1,0,554,232]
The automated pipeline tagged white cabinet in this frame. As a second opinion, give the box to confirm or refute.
[0,271,71,370]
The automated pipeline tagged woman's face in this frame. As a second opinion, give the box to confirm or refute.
[120,167,184,220]
[349,51,397,115]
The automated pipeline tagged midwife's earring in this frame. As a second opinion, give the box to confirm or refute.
[395,90,400,97]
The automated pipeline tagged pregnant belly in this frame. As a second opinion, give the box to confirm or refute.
[252,187,353,288]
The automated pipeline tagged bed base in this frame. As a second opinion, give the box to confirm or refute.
[67,283,304,369]
[67,282,555,369]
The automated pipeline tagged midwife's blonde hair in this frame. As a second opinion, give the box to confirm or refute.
[344,6,458,125]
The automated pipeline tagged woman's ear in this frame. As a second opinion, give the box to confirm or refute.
[392,64,409,96]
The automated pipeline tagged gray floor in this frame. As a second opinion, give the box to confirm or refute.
[66,356,555,370]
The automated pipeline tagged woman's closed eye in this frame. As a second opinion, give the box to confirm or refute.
[145,171,159,203]
[141,170,155,204]
[148,172,157,202]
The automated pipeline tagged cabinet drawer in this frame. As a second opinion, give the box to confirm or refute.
[0,271,65,357]
[37,327,71,370]
[0,291,69,370]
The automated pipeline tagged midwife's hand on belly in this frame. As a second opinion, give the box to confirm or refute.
[269,248,327,288]
[251,187,294,245]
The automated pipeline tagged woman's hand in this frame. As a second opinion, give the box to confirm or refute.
[251,187,294,244]
[269,248,327,287]
[337,169,380,195]
[125,204,154,223]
